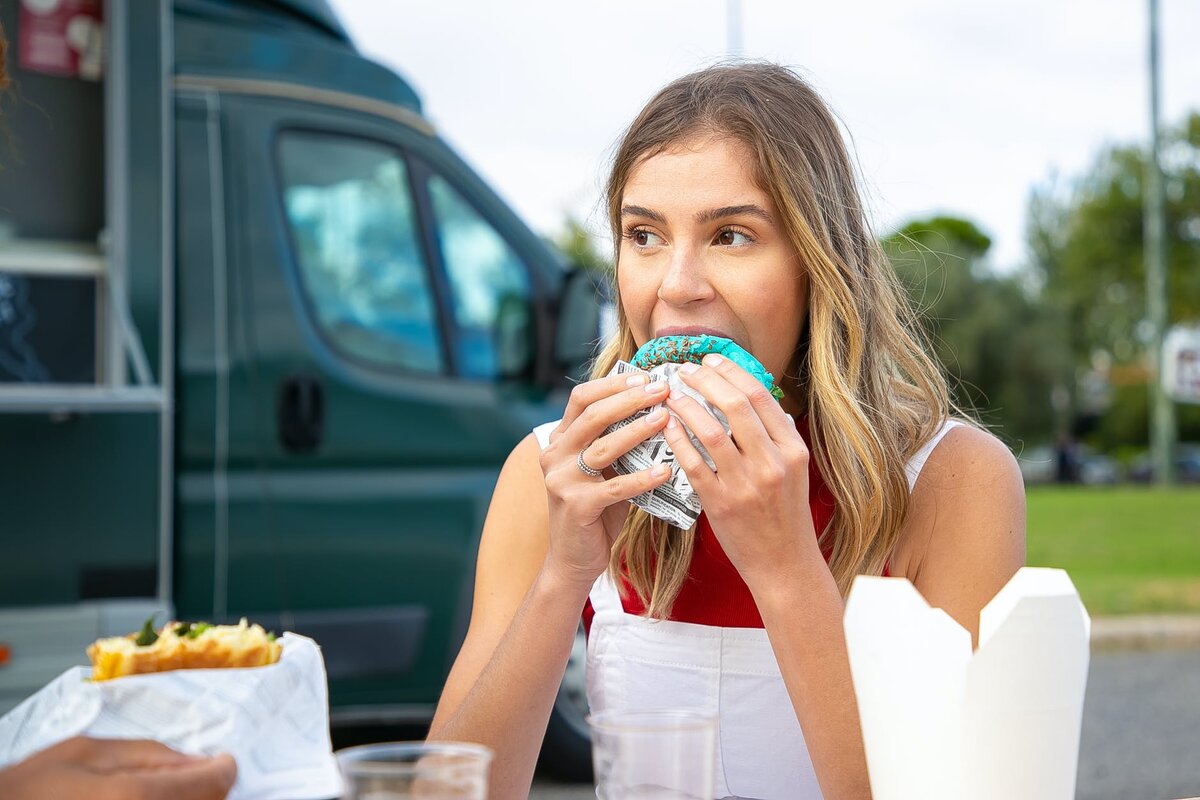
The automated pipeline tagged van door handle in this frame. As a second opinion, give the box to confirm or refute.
[277,374,324,453]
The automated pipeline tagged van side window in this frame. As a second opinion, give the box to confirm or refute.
[427,175,532,379]
[278,133,444,374]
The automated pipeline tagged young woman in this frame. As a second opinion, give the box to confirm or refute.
[428,62,1025,800]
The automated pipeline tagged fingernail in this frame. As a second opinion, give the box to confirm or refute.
[680,362,700,375]
[703,354,723,367]
[644,408,664,424]
[626,373,647,386]
[652,464,670,477]
[669,389,682,400]
[666,416,678,429]
[645,381,666,392]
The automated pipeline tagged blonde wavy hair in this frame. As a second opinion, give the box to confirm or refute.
[594,62,953,616]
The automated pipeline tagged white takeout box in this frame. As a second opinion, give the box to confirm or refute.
[844,567,1091,800]
[0,632,342,800]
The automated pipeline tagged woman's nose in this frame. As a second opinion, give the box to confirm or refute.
[656,247,714,307]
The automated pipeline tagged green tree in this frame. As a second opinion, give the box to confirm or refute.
[550,216,612,276]
[883,216,1066,444]
[1027,112,1200,449]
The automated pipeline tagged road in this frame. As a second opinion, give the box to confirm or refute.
[529,647,1200,800]
[1075,647,1200,800]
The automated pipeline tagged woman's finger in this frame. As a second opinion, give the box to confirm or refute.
[555,378,669,452]
[664,391,739,476]
[567,463,673,514]
[675,362,773,459]
[695,354,798,444]
[72,737,200,772]
[555,371,650,442]
[136,753,237,800]
[661,409,719,491]
[583,406,669,471]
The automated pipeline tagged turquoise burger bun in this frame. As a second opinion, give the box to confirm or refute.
[631,335,785,401]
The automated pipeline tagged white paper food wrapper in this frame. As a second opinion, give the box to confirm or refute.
[605,360,730,528]
[0,633,342,800]
[844,567,1091,800]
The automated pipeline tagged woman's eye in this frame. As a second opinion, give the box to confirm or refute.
[715,229,753,247]
[628,228,663,248]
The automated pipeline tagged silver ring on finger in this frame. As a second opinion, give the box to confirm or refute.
[576,447,603,478]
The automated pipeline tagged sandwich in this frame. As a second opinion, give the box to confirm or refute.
[87,617,282,681]
[631,334,785,400]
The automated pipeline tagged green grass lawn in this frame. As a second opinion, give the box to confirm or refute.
[1026,486,1200,616]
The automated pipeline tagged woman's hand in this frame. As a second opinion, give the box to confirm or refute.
[664,353,819,593]
[0,737,237,800]
[540,371,672,593]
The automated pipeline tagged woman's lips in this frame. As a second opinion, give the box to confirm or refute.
[653,326,737,342]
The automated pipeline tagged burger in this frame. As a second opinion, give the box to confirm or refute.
[631,334,785,400]
[87,617,282,681]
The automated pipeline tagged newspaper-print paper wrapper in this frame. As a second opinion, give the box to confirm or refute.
[844,567,1091,800]
[605,360,732,528]
[0,633,341,800]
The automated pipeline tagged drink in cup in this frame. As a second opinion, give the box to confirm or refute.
[588,709,717,800]
[336,741,492,800]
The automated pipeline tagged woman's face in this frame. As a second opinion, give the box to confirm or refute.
[617,135,808,410]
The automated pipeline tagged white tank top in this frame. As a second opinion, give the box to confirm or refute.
[533,418,963,799]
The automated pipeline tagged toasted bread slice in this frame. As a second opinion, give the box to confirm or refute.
[88,618,281,681]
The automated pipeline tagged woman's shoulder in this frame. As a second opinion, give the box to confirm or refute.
[500,429,549,498]
[897,421,1026,642]
[920,421,1022,488]
[905,419,1023,510]
[503,417,564,510]
[891,421,1025,582]
[471,429,552,590]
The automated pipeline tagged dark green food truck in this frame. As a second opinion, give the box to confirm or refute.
[0,0,597,778]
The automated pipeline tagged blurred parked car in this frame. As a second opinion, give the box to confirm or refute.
[1077,452,1122,485]
[1129,445,1200,484]
[1018,445,1057,485]
[1018,444,1123,485]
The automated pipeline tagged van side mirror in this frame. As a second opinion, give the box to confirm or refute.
[495,292,535,381]
[554,267,609,382]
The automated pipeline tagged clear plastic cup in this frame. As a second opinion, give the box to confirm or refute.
[336,741,492,800]
[588,709,717,800]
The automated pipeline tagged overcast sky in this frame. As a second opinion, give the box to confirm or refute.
[330,0,1200,272]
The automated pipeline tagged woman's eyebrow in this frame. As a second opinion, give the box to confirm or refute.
[695,204,774,226]
[620,204,774,226]
[621,205,666,223]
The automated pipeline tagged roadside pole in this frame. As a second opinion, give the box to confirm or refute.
[726,0,742,57]
[1144,0,1176,485]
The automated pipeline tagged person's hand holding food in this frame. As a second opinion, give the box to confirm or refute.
[539,371,672,592]
[0,736,236,800]
[663,346,818,595]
